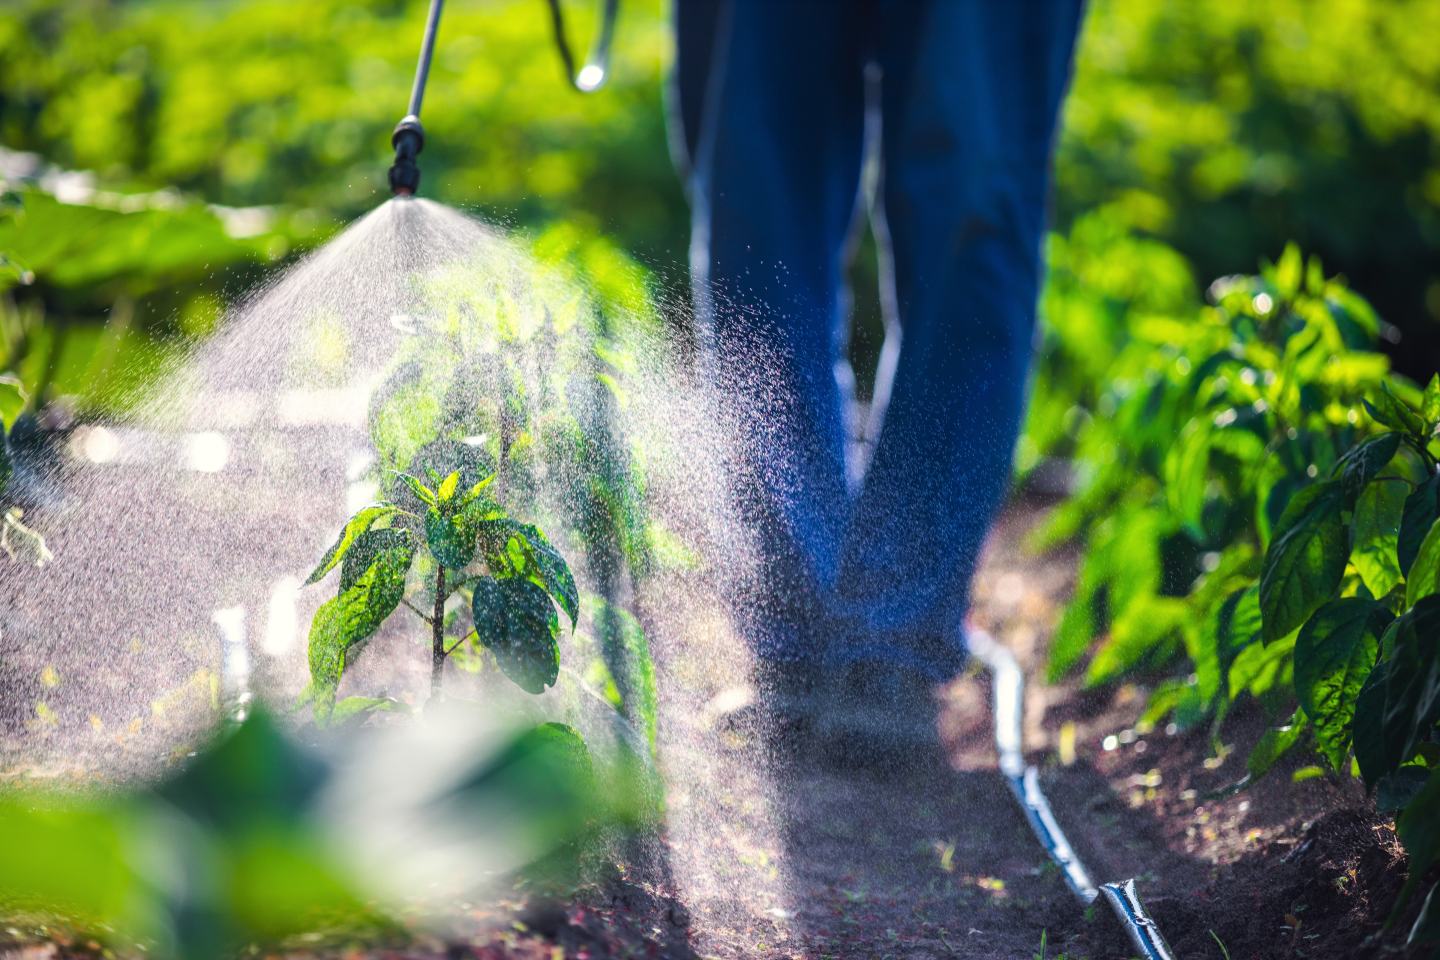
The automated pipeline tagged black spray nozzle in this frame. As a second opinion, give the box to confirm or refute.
[388,115,425,196]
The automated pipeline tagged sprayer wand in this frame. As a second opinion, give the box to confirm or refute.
[389,0,443,195]
[387,0,621,196]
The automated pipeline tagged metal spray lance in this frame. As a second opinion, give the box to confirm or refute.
[386,0,621,196]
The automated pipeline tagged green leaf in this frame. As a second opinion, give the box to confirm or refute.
[1351,475,1406,598]
[1363,382,1427,438]
[588,596,659,748]
[457,472,496,506]
[512,523,580,626]
[398,472,436,507]
[425,505,476,569]
[1246,708,1307,782]
[1409,881,1440,948]
[1293,598,1389,771]
[1352,658,1392,788]
[1215,585,1264,697]
[1338,433,1400,496]
[340,528,414,591]
[1259,481,1350,642]
[1376,766,1431,814]
[1381,598,1440,771]
[305,503,397,585]
[1407,520,1440,607]
[1396,770,1440,917]
[472,576,560,694]
[1400,476,1440,576]
[1422,374,1440,429]
[306,533,415,705]
[1274,243,1303,298]
[329,696,407,725]
[436,470,460,503]
[0,374,25,431]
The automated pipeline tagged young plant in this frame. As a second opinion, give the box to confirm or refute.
[302,447,578,722]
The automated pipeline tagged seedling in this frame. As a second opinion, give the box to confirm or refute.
[302,448,577,721]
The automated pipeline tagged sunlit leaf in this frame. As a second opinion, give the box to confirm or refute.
[1246,707,1307,782]
[398,473,436,508]
[0,374,25,431]
[305,503,396,585]
[1338,433,1400,495]
[1351,475,1406,598]
[436,470,460,503]
[1406,520,1440,608]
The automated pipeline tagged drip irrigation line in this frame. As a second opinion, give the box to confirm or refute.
[968,628,1179,960]
[546,0,620,92]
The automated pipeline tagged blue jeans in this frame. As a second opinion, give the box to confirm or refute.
[674,0,1083,679]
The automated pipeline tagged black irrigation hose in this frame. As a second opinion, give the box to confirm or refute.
[545,0,621,92]
[968,628,1180,960]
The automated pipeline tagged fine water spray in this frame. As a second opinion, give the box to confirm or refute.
[387,0,621,196]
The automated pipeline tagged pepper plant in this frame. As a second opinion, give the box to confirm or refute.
[303,446,578,720]
[1041,245,1440,945]
[352,229,664,748]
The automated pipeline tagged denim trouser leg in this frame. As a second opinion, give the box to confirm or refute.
[673,0,1083,673]
[675,1,868,662]
[830,1,1084,679]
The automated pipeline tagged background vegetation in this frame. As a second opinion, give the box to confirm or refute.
[3,0,1440,413]
[3,0,1440,952]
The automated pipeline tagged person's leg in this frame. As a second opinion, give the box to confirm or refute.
[832,0,1084,678]
[674,0,869,663]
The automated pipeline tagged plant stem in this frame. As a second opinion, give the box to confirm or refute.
[403,597,434,624]
[430,564,446,700]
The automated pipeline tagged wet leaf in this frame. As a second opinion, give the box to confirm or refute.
[472,576,560,694]
[305,503,396,585]
[307,534,414,704]
[425,505,476,569]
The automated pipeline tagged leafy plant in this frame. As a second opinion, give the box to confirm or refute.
[1043,247,1440,945]
[356,232,666,750]
[303,448,577,719]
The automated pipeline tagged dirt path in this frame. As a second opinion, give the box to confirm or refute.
[475,504,1419,960]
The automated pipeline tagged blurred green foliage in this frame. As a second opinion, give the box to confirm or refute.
[1,0,1438,415]
[0,0,680,252]
[1055,0,1440,367]
[0,709,621,959]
